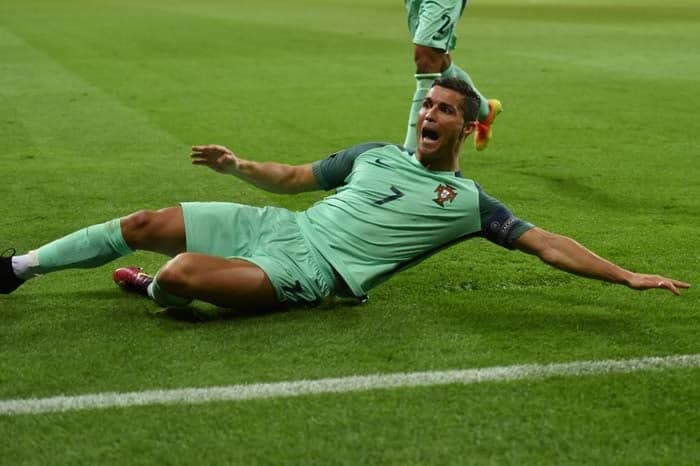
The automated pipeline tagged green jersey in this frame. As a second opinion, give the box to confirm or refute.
[296,143,534,298]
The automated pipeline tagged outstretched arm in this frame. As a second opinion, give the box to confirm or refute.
[513,227,690,295]
[190,144,320,194]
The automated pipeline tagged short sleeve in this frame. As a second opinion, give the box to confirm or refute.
[476,184,534,249]
[312,142,389,190]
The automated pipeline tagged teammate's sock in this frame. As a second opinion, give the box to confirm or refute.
[33,218,133,274]
[404,73,441,151]
[150,276,193,308]
[442,63,490,121]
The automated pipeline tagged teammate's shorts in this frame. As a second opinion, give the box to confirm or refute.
[406,0,467,51]
[181,202,338,305]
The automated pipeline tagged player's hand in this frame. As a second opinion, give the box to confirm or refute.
[190,145,240,174]
[626,273,690,296]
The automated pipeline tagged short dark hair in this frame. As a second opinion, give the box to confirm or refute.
[431,77,480,123]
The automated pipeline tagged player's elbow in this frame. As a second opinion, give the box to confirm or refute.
[277,165,317,194]
[527,229,564,265]
[537,245,562,267]
[270,176,302,194]
[535,232,579,269]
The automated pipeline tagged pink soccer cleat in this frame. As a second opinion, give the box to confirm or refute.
[113,266,153,297]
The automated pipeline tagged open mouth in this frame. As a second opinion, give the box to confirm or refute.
[421,128,440,142]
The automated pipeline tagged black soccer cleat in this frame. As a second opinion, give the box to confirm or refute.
[0,248,25,294]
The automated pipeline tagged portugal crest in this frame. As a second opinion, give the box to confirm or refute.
[433,184,458,207]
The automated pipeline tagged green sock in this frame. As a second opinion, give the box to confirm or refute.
[404,73,441,151]
[442,63,490,121]
[150,276,193,308]
[35,218,133,274]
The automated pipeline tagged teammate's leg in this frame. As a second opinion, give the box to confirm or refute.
[404,1,463,149]
[404,0,499,151]
[404,42,444,150]
[441,61,489,120]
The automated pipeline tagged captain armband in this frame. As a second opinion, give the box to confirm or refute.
[482,206,528,249]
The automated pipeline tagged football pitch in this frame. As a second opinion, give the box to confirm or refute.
[1,0,699,464]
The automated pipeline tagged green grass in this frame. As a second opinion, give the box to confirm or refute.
[1,0,699,464]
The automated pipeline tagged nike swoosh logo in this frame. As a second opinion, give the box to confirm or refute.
[369,158,392,169]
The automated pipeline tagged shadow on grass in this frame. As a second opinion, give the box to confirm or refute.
[448,289,660,341]
[152,296,365,324]
[6,288,366,324]
[13,289,122,300]
[460,306,635,335]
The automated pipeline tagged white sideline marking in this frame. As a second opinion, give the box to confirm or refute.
[2,354,699,416]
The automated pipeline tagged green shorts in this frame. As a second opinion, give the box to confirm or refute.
[181,202,338,305]
[406,0,467,51]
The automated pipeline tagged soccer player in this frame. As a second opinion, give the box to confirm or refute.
[0,78,689,311]
[403,0,501,152]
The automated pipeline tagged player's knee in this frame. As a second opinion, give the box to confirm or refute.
[156,253,197,291]
[414,46,448,74]
[120,210,159,247]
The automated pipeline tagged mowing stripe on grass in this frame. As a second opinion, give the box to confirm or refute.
[0,26,184,155]
[2,354,699,416]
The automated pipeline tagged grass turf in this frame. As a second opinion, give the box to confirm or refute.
[0,0,698,464]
